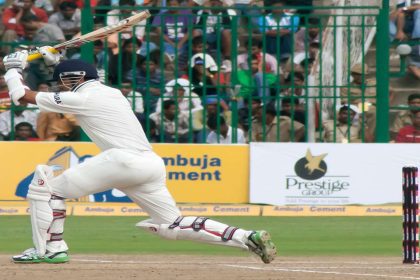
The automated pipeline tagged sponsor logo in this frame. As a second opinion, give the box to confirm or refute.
[54,92,62,104]
[294,149,327,180]
[285,148,350,204]
[162,155,222,181]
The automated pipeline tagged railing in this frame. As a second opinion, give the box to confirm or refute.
[0,3,392,143]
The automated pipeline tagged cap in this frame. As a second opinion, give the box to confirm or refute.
[351,63,369,75]
[190,53,218,71]
[52,59,99,82]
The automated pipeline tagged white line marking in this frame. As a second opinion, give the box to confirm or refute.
[223,264,420,280]
[71,259,259,265]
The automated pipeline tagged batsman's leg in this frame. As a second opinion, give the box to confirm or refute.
[122,156,277,264]
[12,165,69,263]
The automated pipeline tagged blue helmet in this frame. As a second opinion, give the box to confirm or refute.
[52,59,99,82]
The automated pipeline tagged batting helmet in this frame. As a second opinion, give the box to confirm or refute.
[52,59,99,82]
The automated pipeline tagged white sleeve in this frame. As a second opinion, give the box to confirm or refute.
[0,114,9,136]
[237,129,246,144]
[191,93,203,113]
[35,91,86,114]
[206,131,215,144]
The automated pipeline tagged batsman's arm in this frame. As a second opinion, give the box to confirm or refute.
[4,69,38,105]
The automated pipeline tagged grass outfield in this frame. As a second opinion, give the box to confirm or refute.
[0,216,401,256]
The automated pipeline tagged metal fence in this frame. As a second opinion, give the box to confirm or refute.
[0,2,392,143]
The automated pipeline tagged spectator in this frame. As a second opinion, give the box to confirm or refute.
[258,0,300,59]
[0,105,37,139]
[36,112,80,141]
[251,104,304,142]
[126,50,165,113]
[34,0,54,15]
[109,39,140,84]
[120,81,144,115]
[1,0,48,52]
[21,13,65,43]
[396,111,420,143]
[149,99,190,143]
[238,96,260,134]
[225,0,262,29]
[236,55,278,102]
[0,51,6,71]
[340,63,376,106]
[194,0,236,58]
[390,93,420,140]
[177,35,212,74]
[187,54,225,97]
[156,78,203,114]
[389,0,420,41]
[193,97,232,143]
[283,71,305,98]
[48,1,81,40]
[237,38,281,75]
[13,122,39,141]
[206,114,246,144]
[152,0,192,58]
[106,0,147,50]
[294,17,320,56]
[280,96,305,125]
[139,115,159,143]
[323,104,372,143]
[408,45,420,80]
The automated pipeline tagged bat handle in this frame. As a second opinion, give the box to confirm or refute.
[27,47,59,62]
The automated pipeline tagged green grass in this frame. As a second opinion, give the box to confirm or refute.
[0,216,401,256]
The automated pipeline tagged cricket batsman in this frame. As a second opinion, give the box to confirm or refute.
[2,48,277,264]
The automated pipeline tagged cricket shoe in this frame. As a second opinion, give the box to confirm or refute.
[246,230,277,264]
[12,248,69,264]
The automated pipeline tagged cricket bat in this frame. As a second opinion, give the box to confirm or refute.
[27,10,151,62]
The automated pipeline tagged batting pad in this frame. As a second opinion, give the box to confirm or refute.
[27,165,54,257]
[136,217,250,250]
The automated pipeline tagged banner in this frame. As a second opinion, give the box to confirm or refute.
[250,143,419,205]
[0,143,248,203]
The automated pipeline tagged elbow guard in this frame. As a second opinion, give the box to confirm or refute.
[4,68,29,105]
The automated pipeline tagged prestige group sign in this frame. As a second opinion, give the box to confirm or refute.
[250,143,410,205]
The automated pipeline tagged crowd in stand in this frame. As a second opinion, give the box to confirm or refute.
[0,0,419,143]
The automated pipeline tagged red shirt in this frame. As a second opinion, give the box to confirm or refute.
[2,7,48,36]
[396,126,420,143]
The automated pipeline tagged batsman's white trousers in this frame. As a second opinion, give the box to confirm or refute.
[49,148,181,224]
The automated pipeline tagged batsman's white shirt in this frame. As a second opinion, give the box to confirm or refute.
[35,80,181,224]
[36,80,151,152]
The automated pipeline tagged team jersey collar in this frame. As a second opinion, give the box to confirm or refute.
[72,79,99,92]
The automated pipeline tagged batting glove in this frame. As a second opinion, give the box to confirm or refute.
[3,51,28,73]
[37,46,62,67]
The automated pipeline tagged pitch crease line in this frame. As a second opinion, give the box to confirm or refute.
[223,264,420,280]
[72,259,259,265]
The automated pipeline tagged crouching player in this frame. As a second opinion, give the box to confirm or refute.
[3,48,277,264]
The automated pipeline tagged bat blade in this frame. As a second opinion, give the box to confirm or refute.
[27,10,151,62]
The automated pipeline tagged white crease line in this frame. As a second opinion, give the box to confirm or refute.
[70,259,401,265]
[262,267,420,270]
[223,264,420,280]
[72,259,259,265]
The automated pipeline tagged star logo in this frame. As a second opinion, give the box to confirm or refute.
[294,149,328,180]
